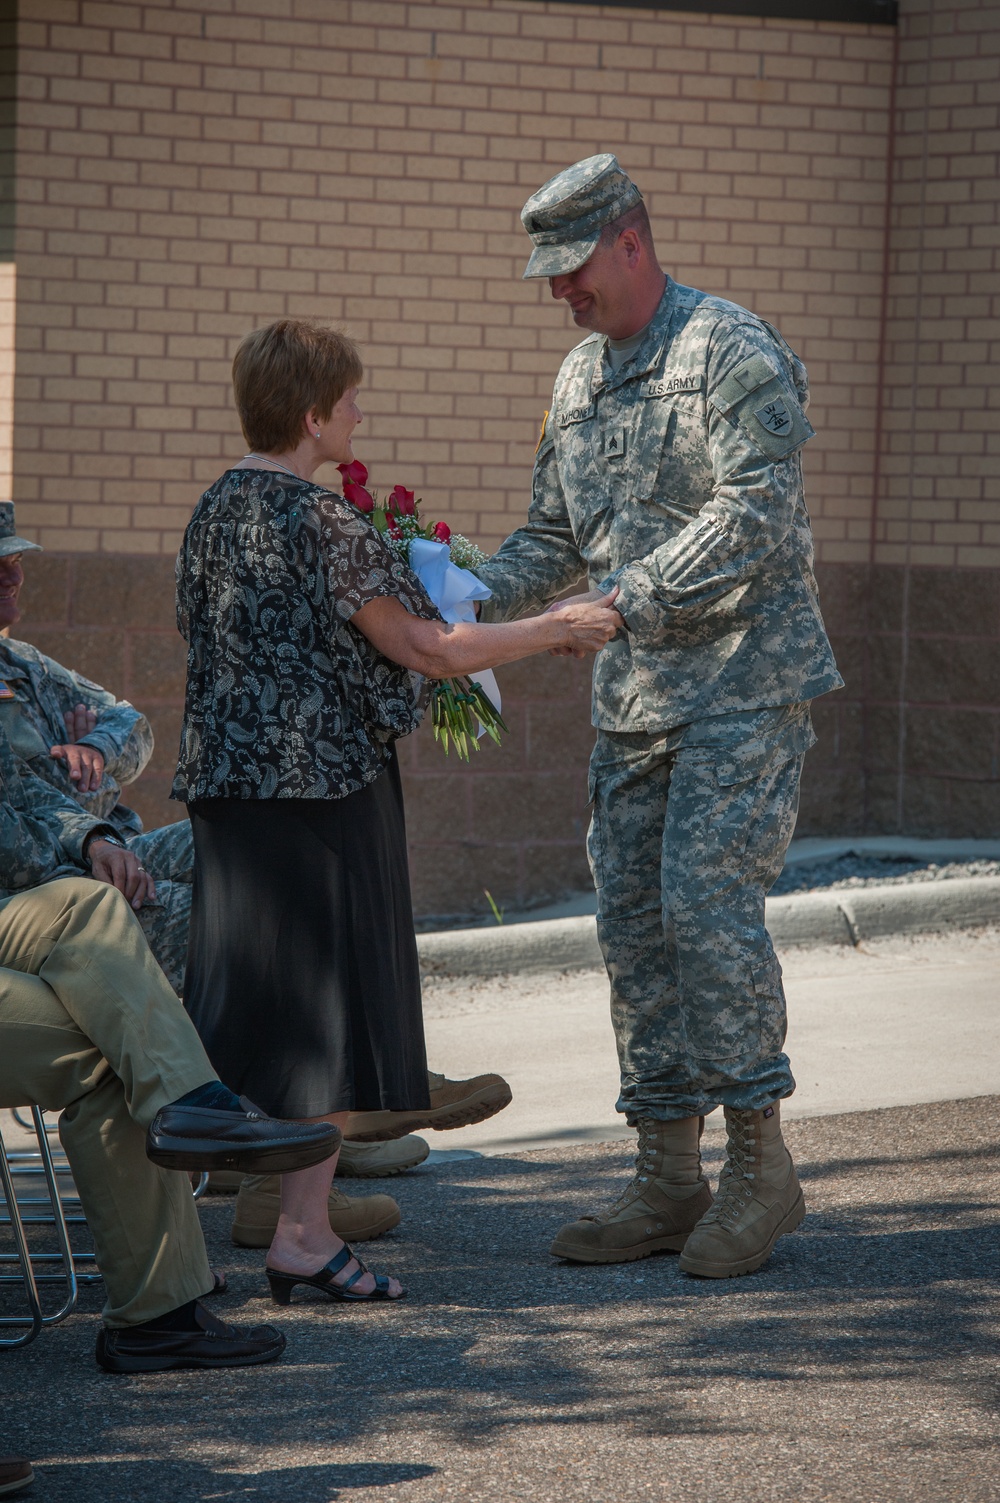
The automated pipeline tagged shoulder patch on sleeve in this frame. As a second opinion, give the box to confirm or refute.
[710,350,815,461]
[534,409,549,453]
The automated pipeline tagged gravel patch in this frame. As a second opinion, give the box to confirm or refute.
[771,855,1000,896]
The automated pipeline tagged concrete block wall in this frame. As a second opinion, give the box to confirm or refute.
[14,548,596,920]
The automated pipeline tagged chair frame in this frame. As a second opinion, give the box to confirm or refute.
[0,1107,100,1348]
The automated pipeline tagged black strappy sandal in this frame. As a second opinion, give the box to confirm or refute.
[265,1243,405,1306]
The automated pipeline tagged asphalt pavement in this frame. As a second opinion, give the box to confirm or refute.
[6,1095,1000,1502]
[5,926,1000,1502]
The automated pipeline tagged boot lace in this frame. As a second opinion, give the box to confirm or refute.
[605,1120,661,1217]
[704,1112,758,1229]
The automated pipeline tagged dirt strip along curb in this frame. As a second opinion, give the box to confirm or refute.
[416,875,1000,978]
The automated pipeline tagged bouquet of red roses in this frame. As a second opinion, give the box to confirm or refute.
[338,460,488,572]
[338,460,507,760]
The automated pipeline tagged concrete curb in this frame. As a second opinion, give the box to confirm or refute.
[416,875,1000,978]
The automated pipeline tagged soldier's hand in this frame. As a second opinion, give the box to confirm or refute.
[50,741,106,792]
[87,840,156,909]
[64,703,98,742]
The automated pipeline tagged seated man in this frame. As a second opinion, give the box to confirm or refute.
[0,876,338,1373]
[0,505,190,996]
[0,505,512,1176]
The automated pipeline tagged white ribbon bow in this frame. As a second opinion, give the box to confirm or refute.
[407,538,501,729]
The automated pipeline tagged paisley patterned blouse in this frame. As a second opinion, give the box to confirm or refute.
[172,468,439,803]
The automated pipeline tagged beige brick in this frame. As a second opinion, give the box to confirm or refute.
[6,0,996,584]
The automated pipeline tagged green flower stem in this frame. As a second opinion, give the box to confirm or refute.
[432,677,508,761]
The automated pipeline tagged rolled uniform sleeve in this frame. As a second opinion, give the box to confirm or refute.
[58,671,151,785]
[28,649,152,786]
[0,732,116,891]
[77,708,151,786]
[477,425,588,624]
[604,323,815,644]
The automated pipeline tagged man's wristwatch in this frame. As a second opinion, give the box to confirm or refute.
[84,831,126,861]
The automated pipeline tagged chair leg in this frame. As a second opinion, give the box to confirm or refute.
[0,1108,88,1345]
[0,1120,44,1349]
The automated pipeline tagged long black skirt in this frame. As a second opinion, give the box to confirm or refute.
[184,751,430,1120]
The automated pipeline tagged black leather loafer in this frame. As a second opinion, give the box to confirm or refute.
[0,1456,34,1496]
[95,1301,286,1374]
[145,1100,341,1174]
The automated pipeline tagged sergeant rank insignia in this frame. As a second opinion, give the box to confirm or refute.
[603,427,626,458]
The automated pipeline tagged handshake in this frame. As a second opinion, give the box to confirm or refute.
[543,586,624,658]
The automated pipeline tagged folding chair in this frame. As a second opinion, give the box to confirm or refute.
[0,1105,210,1348]
[0,1107,99,1348]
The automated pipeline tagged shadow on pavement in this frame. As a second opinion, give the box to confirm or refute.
[27,1459,436,1501]
[4,1096,999,1501]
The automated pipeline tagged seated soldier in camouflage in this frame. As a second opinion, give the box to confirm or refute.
[0,505,191,994]
[0,504,512,1198]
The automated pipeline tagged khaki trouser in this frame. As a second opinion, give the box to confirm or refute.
[0,878,215,1326]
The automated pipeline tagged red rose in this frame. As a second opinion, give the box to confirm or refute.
[342,480,375,513]
[387,517,402,537]
[433,521,452,543]
[388,483,416,516]
[338,459,369,486]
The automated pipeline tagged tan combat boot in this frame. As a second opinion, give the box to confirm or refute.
[679,1103,805,1278]
[550,1117,713,1264]
[344,1070,512,1141]
[205,1133,429,1191]
[336,1135,430,1176]
[231,1174,401,1247]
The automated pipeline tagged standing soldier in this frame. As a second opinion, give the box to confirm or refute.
[477,156,843,1277]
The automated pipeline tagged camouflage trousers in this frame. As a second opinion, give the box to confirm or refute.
[587,703,816,1123]
[128,820,193,998]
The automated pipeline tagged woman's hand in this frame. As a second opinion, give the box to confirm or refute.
[353,588,622,678]
[545,588,624,657]
[545,589,623,657]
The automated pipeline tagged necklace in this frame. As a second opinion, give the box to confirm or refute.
[242,452,305,481]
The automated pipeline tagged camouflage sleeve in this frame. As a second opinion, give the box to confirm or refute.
[0,733,116,888]
[44,656,153,785]
[607,319,816,643]
[476,429,587,623]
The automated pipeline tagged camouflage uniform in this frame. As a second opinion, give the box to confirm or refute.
[0,637,192,994]
[479,162,842,1120]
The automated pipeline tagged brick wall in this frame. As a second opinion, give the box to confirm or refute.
[876,0,999,571]
[12,0,895,562]
[5,0,1000,913]
[862,0,1000,832]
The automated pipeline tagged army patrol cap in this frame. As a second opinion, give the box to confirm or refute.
[0,504,40,559]
[520,154,644,280]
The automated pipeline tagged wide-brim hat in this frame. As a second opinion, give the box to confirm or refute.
[520,153,644,280]
[0,503,41,558]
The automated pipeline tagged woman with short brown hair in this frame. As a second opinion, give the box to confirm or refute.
[175,317,621,1306]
